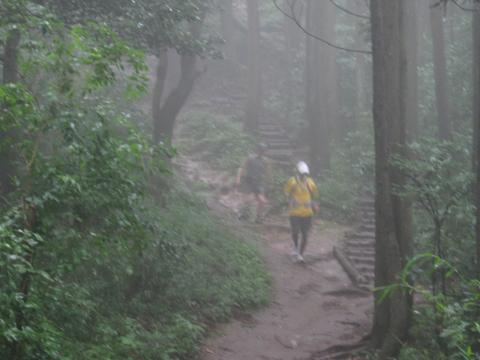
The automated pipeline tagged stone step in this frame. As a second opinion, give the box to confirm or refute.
[357,231,375,240]
[346,231,375,240]
[259,122,280,128]
[267,139,291,146]
[258,129,285,136]
[358,198,375,207]
[267,143,291,150]
[348,256,375,266]
[356,264,375,274]
[359,206,375,213]
[346,249,375,258]
[266,148,292,156]
[345,242,374,250]
[361,218,376,225]
[259,134,290,144]
[360,224,375,232]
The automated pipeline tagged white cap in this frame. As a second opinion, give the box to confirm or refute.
[296,161,310,175]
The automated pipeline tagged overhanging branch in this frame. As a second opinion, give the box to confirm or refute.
[272,0,372,55]
[329,0,370,19]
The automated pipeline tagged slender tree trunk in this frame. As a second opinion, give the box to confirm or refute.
[430,0,451,140]
[0,29,21,196]
[246,0,262,132]
[370,1,413,358]
[404,0,419,138]
[305,0,331,175]
[473,4,480,277]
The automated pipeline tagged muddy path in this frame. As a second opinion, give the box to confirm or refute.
[176,157,372,360]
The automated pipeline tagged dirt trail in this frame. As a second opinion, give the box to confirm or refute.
[176,157,372,360]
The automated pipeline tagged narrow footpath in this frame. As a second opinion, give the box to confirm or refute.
[177,157,373,360]
[201,218,371,360]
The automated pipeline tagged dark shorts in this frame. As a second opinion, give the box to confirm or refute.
[244,177,264,196]
[289,216,312,234]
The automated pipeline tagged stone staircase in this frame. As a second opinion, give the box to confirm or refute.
[257,119,294,168]
[334,197,375,289]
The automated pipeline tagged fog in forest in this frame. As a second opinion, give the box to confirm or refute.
[1,1,480,359]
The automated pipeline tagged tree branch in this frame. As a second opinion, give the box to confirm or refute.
[447,0,479,12]
[272,0,372,55]
[329,0,370,19]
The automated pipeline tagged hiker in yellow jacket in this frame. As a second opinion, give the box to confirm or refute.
[284,161,319,263]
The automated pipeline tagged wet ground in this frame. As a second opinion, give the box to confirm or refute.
[176,157,372,360]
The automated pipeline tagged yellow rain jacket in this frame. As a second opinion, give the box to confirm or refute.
[284,176,319,217]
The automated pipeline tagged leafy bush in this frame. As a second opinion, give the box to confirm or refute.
[0,11,270,360]
[380,255,480,360]
[394,135,475,275]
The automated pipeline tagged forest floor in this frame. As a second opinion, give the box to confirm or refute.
[176,157,373,360]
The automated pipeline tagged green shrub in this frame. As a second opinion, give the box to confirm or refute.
[0,17,269,360]
[380,255,480,360]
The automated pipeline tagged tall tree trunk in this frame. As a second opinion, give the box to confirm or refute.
[305,0,332,175]
[9,203,36,360]
[282,0,297,122]
[0,29,21,196]
[430,0,451,141]
[153,53,201,143]
[404,0,419,138]
[153,19,204,143]
[221,0,236,61]
[3,29,20,83]
[473,4,480,277]
[322,1,338,143]
[246,0,262,132]
[352,0,369,131]
[370,1,413,358]
[152,49,168,143]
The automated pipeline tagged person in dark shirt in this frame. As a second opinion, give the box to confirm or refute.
[236,143,270,223]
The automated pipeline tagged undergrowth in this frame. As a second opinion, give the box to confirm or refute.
[83,185,271,360]
[177,112,255,173]
[316,122,374,222]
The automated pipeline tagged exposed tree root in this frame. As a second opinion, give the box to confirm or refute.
[309,336,371,360]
